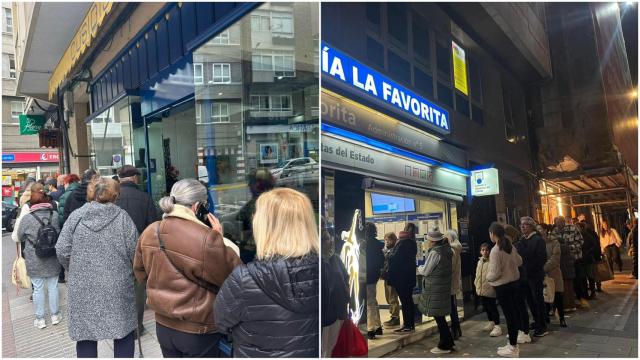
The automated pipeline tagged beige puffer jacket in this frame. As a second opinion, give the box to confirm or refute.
[474,257,496,298]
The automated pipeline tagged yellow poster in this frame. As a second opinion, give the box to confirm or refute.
[2,176,12,186]
[452,41,468,96]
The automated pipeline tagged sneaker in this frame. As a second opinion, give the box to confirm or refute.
[497,344,519,357]
[33,318,46,329]
[430,346,452,354]
[533,329,549,337]
[517,331,532,344]
[483,321,496,331]
[490,325,503,337]
[51,314,61,325]
[394,327,415,333]
[375,327,383,335]
[367,331,376,340]
[384,317,400,327]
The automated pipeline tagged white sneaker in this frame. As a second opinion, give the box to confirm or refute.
[430,346,452,354]
[497,344,519,357]
[517,331,532,344]
[490,325,503,337]
[51,314,61,325]
[498,342,511,351]
[483,321,496,331]
[33,318,46,329]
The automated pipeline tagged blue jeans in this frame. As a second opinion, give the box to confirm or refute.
[31,276,59,320]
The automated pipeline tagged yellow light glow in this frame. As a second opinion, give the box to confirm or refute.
[557,202,564,216]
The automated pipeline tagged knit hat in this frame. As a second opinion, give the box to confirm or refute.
[427,227,446,242]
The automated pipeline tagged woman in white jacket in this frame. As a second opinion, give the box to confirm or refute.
[600,219,623,273]
[486,222,523,358]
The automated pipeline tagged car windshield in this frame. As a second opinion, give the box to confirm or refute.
[275,161,287,168]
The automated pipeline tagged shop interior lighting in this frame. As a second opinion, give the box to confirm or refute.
[321,123,470,176]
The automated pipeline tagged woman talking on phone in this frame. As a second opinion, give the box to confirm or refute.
[134,179,242,357]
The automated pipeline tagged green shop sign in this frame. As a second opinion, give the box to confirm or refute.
[19,115,46,135]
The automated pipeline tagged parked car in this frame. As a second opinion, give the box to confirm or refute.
[269,157,317,179]
[2,200,18,232]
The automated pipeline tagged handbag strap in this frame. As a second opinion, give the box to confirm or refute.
[156,221,219,294]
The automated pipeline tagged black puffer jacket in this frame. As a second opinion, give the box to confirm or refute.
[388,232,418,290]
[213,255,319,358]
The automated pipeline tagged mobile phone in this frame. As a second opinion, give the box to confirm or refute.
[196,202,212,228]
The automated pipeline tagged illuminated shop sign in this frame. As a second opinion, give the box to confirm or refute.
[321,43,450,135]
[470,168,500,196]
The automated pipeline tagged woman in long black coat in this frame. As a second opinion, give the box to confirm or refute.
[387,223,418,332]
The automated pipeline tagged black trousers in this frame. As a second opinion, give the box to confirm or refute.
[514,281,530,334]
[605,245,623,273]
[135,281,147,332]
[396,286,415,329]
[434,316,455,350]
[450,295,461,332]
[574,262,589,300]
[481,296,500,325]
[76,331,135,358]
[545,292,565,321]
[156,322,224,358]
[495,281,520,346]
[526,278,547,333]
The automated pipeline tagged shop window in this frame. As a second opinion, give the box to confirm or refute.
[211,30,230,45]
[211,103,230,123]
[212,63,231,83]
[193,63,203,84]
[366,36,384,69]
[387,3,407,47]
[9,101,23,123]
[271,14,293,35]
[436,40,451,80]
[3,7,12,34]
[191,3,319,262]
[412,18,430,66]
[414,66,434,99]
[251,15,270,31]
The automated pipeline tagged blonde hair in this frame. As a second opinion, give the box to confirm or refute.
[253,187,319,260]
[87,178,120,204]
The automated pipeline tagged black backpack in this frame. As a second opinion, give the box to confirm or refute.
[28,209,58,258]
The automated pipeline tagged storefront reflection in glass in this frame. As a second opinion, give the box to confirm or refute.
[87,97,149,192]
[193,2,319,263]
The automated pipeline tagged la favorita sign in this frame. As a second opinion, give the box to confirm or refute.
[321,43,450,135]
[2,152,59,163]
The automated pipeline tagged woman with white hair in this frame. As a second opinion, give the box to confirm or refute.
[134,179,242,357]
[214,187,319,357]
[446,229,463,340]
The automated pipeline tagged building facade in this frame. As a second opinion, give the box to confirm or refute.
[2,2,59,200]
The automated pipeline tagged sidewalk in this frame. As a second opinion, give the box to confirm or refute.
[2,232,163,358]
[384,259,638,358]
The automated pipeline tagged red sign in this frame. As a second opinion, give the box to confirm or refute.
[2,186,13,197]
[2,152,59,163]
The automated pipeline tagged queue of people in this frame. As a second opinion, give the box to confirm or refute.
[11,168,319,358]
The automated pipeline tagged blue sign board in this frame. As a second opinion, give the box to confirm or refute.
[321,42,450,135]
[366,216,406,223]
[2,154,15,162]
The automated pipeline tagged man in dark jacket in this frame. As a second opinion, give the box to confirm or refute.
[388,222,418,333]
[517,216,548,337]
[365,222,385,339]
[46,178,64,201]
[115,165,160,336]
[62,169,99,223]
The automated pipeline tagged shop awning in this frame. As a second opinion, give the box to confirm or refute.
[363,177,464,203]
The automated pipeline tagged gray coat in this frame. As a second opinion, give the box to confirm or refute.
[16,207,61,278]
[56,202,138,342]
[418,242,452,317]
